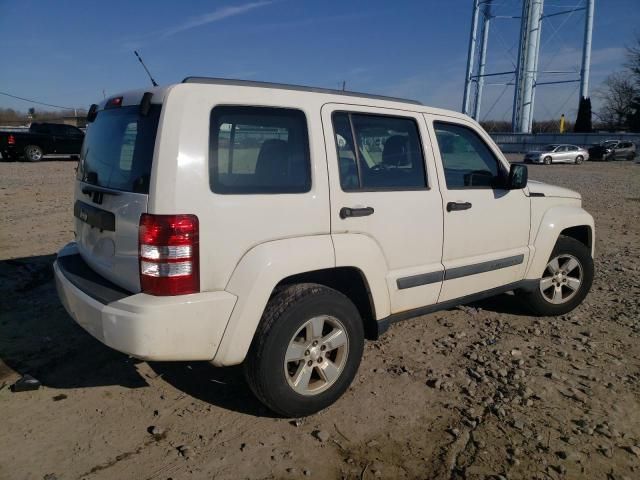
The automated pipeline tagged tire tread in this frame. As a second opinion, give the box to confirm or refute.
[244,283,357,416]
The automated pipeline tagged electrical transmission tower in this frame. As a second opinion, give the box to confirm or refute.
[462,0,595,133]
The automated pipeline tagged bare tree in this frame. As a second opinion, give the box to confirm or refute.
[625,34,640,85]
[596,72,638,130]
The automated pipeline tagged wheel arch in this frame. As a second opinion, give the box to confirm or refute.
[526,206,595,280]
[274,266,379,340]
[561,225,592,251]
[212,235,336,367]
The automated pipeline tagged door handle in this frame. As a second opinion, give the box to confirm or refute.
[447,201,472,212]
[340,206,374,219]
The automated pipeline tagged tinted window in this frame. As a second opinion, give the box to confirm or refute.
[332,112,427,190]
[31,124,50,134]
[48,124,64,135]
[434,122,505,189]
[63,125,83,136]
[76,105,161,193]
[210,106,310,194]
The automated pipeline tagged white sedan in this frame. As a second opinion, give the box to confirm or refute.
[524,144,589,165]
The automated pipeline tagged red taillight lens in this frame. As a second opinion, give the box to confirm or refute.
[139,214,199,296]
[7,134,15,145]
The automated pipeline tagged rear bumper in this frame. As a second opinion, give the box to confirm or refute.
[54,243,237,361]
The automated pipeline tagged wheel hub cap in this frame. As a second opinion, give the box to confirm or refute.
[284,315,349,396]
[540,254,583,304]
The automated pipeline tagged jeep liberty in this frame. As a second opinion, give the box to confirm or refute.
[55,78,595,416]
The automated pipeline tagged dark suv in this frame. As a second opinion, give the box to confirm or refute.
[588,140,636,161]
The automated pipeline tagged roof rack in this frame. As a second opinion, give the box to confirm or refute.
[181,77,423,106]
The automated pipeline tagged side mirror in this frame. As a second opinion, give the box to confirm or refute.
[507,164,528,190]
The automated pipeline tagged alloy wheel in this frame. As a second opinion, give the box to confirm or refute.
[539,254,583,304]
[284,315,349,396]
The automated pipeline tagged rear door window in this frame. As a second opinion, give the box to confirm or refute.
[76,105,161,193]
[332,112,427,191]
[209,106,311,194]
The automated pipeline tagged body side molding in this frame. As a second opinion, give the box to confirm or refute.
[396,254,524,289]
[377,279,538,336]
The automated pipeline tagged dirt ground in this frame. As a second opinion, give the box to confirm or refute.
[1,156,639,480]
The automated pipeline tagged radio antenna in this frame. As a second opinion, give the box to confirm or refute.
[134,50,158,87]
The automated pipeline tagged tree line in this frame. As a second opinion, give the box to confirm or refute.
[0,107,86,126]
[593,36,640,132]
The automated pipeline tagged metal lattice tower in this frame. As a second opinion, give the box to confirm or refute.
[462,0,595,133]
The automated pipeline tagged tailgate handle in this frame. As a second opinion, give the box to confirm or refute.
[81,185,122,196]
[447,201,472,212]
[340,207,374,219]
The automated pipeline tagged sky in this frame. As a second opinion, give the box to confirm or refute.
[0,0,638,122]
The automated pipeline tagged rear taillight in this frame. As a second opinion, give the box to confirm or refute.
[7,134,15,145]
[139,214,199,296]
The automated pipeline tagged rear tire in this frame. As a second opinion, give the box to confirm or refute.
[543,156,552,165]
[520,236,593,316]
[24,145,43,162]
[244,283,364,417]
[574,155,583,164]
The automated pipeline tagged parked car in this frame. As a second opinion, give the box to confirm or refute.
[54,78,595,416]
[0,122,84,161]
[523,144,589,165]
[588,140,636,161]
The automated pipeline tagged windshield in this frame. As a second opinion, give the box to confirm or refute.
[77,105,161,193]
[542,145,557,152]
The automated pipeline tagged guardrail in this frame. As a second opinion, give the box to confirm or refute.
[490,132,640,153]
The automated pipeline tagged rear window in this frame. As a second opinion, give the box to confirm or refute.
[209,106,311,194]
[76,105,161,194]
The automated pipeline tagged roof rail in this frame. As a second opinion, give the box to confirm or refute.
[181,77,423,106]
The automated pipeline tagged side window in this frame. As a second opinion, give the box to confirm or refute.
[31,124,50,134]
[332,112,427,191]
[50,124,66,135]
[434,122,505,189]
[64,125,82,136]
[210,106,311,194]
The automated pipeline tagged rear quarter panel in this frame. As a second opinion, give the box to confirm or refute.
[149,83,332,292]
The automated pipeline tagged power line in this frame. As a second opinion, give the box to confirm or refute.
[0,90,77,110]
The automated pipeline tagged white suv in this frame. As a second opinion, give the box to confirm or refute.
[55,78,595,416]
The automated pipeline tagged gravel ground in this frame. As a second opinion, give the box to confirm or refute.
[0,157,639,480]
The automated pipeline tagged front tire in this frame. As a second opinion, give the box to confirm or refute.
[543,156,552,165]
[520,236,594,316]
[24,145,43,162]
[574,155,583,164]
[244,283,364,417]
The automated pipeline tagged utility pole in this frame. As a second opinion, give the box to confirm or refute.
[579,0,594,98]
[515,0,544,133]
[462,0,481,116]
[473,0,492,120]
